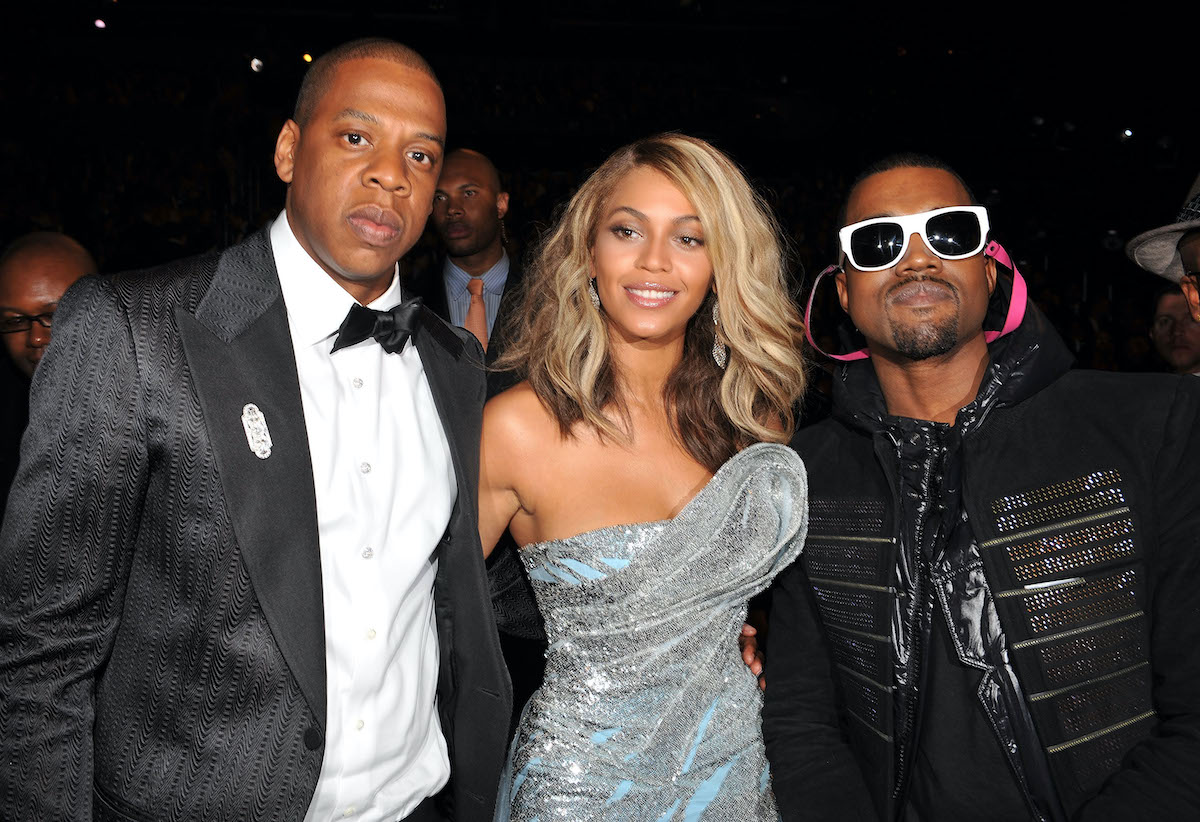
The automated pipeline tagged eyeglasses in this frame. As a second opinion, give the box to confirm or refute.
[0,312,55,334]
[839,206,990,272]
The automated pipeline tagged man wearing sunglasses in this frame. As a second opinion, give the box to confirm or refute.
[763,155,1200,821]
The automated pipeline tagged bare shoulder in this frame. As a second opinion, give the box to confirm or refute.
[483,381,561,459]
[485,381,555,434]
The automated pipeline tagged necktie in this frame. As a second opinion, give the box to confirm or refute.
[465,277,488,351]
[331,298,423,354]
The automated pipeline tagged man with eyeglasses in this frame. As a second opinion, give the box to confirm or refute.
[0,231,95,378]
[0,231,95,523]
[762,155,1200,821]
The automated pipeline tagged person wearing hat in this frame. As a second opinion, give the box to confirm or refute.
[1128,178,1200,321]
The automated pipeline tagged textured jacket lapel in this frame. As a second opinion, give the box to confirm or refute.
[177,229,327,728]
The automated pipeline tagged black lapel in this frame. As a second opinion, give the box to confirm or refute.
[485,263,524,392]
[414,307,483,520]
[177,230,327,728]
[406,259,452,322]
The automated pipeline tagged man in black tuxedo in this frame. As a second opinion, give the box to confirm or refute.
[0,39,510,821]
[409,148,523,397]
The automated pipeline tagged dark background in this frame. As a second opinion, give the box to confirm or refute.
[2,0,1195,373]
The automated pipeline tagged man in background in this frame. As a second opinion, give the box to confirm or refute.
[0,231,94,519]
[0,232,95,379]
[410,147,524,395]
[1148,284,1200,374]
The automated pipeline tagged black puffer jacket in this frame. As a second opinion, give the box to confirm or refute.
[763,291,1200,821]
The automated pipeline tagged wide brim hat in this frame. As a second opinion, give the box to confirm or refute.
[1126,174,1200,282]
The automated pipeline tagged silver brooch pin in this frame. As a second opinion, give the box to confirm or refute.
[241,403,272,459]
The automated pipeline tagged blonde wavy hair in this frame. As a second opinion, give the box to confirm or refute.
[497,133,807,472]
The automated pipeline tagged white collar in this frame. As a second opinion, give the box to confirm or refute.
[270,209,402,349]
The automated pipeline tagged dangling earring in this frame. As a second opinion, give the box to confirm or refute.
[711,298,727,369]
[588,279,602,310]
[499,217,509,247]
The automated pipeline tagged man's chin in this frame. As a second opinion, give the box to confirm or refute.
[442,239,480,258]
[890,321,961,362]
[1173,356,1200,374]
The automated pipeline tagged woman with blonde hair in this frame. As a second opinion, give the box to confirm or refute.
[480,133,810,820]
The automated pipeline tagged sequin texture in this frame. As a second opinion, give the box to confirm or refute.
[494,443,807,821]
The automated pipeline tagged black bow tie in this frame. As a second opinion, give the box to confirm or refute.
[331,298,423,354]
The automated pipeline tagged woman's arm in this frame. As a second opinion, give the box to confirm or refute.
[478,384,536,557]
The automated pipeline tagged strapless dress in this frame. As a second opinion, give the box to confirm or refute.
[494,442,808,821]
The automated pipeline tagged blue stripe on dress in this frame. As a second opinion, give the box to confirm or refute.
[591,727,622,744]
[656,797,682,821]
[544,564,582,585]
[560,558,607,580]
[683,755,739,821]
[528,565,557,584]
[681,697,720,774]
[606,779,635,805]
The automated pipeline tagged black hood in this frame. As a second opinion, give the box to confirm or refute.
[828,268,1075,434]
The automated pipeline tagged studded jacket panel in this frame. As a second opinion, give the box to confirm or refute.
[776,299,1200,821]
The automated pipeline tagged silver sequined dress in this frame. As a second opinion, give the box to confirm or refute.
[494,443,808,821]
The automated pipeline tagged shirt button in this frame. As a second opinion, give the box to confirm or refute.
[367,628,377,640]
[352,377,364,389]
[356,719,365,730]
[362,546,374,559]
[359,462,372,474]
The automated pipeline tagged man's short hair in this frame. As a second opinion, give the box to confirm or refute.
[0,232,96,282]
[1153,282,1187,313]
[443,148,505,193]
[840,152,977,226]
[292,38,440,126]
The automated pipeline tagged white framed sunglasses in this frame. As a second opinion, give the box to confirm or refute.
[838,205,991,272]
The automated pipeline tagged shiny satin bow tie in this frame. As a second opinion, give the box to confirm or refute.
[330,298,423,354]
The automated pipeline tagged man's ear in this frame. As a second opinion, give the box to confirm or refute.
[1182,274,1200,322]
[834,268,850,314]
[984,255,998,297]
[274,120,300,184]
[496,191,510,220]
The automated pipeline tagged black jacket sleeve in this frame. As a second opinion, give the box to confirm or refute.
[762,559,879,821]
[487,533,545,641]
[0,276,146,820]
[1074,378,1200,819]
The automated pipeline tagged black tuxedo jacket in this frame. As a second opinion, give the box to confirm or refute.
[406,257,523,398]
[0,229,511,821]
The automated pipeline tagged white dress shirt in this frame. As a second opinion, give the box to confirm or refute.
[270,213,455,822]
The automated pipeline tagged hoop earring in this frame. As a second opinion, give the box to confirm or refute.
[711,299,727,369]
[588,279,602,310]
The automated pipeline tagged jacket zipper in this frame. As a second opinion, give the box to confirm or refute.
[876,429,925,813]
[892,546,926,809]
